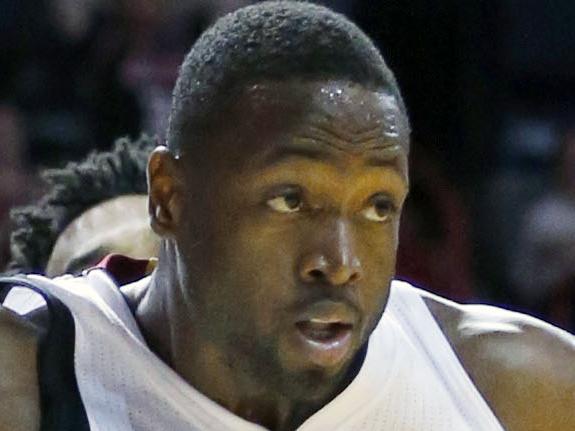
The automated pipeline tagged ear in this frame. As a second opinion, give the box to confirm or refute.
[147,146,183,238]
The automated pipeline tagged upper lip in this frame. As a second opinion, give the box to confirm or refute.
[294,300,358,326]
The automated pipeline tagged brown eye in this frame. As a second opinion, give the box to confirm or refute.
[361,194,396,222]
[266,190,303,213]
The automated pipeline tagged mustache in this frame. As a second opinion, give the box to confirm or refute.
[287,285,362,317]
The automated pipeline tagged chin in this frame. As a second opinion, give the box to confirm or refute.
[273,344,360,400]
[245,328,363,398]
[275,366,347,401]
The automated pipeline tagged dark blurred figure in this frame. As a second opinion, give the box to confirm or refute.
[0,0,258,167]
[511,126,575,331]
[0,105,43,269]
[396,146,475,302]
[117,0,256,138]
[0,0,142,164]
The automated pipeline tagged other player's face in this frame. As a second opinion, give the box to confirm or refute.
[176,80,409,397]
[47,195,160,276]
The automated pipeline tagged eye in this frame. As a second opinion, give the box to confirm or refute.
[266,189,303,213]
[361,194,397,223]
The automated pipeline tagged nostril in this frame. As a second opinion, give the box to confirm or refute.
[308,269,324,280]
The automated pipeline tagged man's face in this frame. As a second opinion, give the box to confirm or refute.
[175,80,409,397]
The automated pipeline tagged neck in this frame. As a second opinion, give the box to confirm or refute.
[127,243,361,430]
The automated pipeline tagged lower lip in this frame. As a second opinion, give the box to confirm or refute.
[293,322,354,368]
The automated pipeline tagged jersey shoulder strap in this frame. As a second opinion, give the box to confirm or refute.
[0,276,90,431]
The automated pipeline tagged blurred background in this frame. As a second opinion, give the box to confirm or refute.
[1,0,574,332]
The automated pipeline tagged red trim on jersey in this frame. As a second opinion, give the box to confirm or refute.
[95,254,151,285]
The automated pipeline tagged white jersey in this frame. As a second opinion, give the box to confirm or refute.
[5,270,504,430]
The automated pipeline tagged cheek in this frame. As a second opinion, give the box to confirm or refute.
[233,220,297,286]
[207,216,299,329]
[355,223,399,314]
[358,221,400,271]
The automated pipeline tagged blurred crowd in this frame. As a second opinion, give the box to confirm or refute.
[1,0,574,332]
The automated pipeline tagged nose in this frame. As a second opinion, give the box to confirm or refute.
[299,219,363,286]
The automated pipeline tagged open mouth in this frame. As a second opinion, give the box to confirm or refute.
[289,300,358,368]
[292,316,355,368]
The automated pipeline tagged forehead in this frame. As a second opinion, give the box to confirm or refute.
[46,195,159,276]
[246,80,405,135]
[193,80,409,174]
[184,80,409,181]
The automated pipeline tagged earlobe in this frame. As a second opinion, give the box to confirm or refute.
[147,146,182,237]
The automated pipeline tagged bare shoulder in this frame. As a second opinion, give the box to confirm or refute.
[422,292,575,431]
[0,305,41,431]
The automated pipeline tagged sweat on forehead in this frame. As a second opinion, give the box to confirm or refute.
[166,0,408,153]
[236,81,409,146]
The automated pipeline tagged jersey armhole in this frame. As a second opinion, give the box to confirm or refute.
[0,276,90,431]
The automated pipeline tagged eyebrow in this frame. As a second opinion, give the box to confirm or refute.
[65,247,107,274]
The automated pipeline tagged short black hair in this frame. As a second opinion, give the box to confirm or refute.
[167,0,407,151]
[6,135,154,274]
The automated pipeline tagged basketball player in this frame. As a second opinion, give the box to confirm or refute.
[1,2,573,431]
[6,135,159,277]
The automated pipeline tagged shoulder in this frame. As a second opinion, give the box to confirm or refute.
[0,305,42,431]
[422,291,575,431]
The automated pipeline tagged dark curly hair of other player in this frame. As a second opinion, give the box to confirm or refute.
[5,135,155,274]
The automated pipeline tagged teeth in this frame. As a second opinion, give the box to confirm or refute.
[296,320,352,342]
[310,318,336,324]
